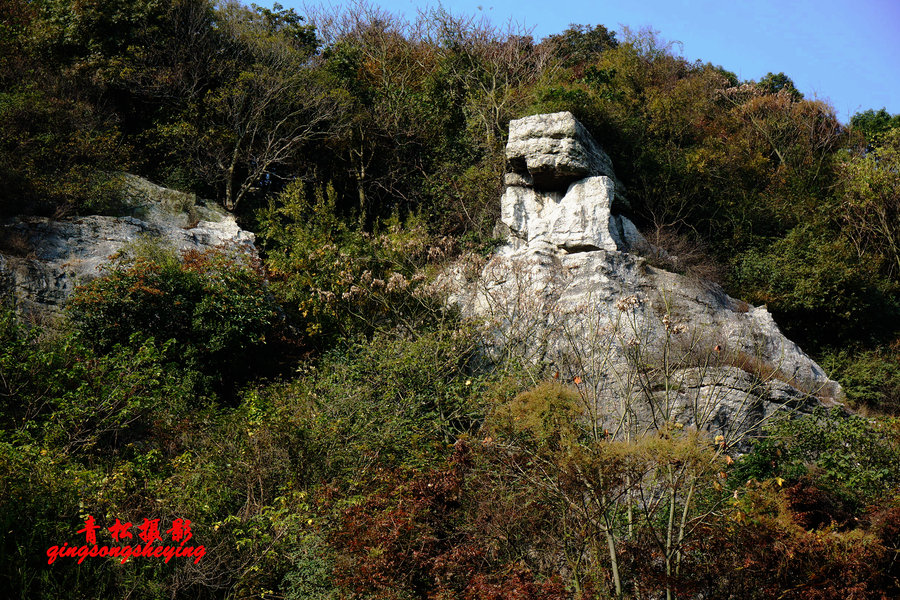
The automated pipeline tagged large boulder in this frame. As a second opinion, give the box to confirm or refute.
[506,111,626,204]
[447,113,842,449]
[502,112,638,252]
[501,176,644,253]
[506,112,616,186]
[0,174,256,322]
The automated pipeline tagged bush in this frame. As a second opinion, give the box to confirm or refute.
[67,240,279,385]
[0,88,127,217]
[820,348,900,414]
[718,479,900,599]
[0,309,203,597]
[257,327,488,482]
[490,382,586,451]
[734,408,900,509]
[258,180,451,348]
[731,225,900,349]
[0,309,198,455]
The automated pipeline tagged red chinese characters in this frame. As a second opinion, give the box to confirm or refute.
[77,516,101,546]
[166,518,193,544]
[108,519,133,542]
[137,518,162,544]
[47,516,206,566]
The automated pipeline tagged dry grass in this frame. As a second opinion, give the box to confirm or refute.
[643,225,725,285]
[0,230,35,259]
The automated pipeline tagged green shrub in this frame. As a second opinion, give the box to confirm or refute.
[67,241,279,385]
[258,180,449,348]
[734,408,900,509]
[242,327,488,484]
[490,382,586,451]
[820,348,900,413]
[0,309,203,597]
[0,442,120,599]
[731,225,900,349]
[0,309,198,455]
[0,88,127,217]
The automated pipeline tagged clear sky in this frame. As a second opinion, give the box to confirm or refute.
[286,0,900,123]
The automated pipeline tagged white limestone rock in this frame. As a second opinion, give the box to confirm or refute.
[502,177,627,251]
[446,112,843,448]
[506,111,626,206]
[446,242,842,448]
[502,176,646,253]
[0,175,257,322]
[507,112,615,185]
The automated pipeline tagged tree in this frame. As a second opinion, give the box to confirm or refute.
[544,23,618,69]
[423,8,550,146]
[317,9,433,227]
[191,2,346,211]
[756,71,803,100]
[851,107,900,143]
[838,128,900,277]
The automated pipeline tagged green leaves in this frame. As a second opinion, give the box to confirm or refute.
[0,310,195,456]
[0,87,127,216]
[732,224,900,348]
[737,408,900,508]
[258,179,449,348]
[838,128,900,277]
[67,241,278,384]
[822,348,900,413]
[850,107,900,143]
[756,72,803,100]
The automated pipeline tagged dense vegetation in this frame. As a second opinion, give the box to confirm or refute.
[2,1,899,598]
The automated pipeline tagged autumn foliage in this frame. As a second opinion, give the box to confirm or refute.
[3,1,900,598]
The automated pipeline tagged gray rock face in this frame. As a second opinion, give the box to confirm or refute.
[507,112,619,191]
[0,174,256,322]
[503,111,641,254]
[448,113,842,449]
[501,176,645,253]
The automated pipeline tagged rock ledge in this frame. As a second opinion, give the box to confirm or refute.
[0,174,256,321]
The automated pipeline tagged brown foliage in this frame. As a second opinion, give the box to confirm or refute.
[643,225,725,284]
[331,440,475,598]
[783,478,853,531]
[465,566,568,600]
[707,483,900,599]
[330,440,572,599]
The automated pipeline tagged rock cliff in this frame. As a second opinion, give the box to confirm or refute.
[0,174,256,322]
[449,112,842,448]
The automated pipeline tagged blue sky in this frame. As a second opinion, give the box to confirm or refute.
[286,0,900,123]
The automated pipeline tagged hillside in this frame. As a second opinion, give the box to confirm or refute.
[1,2,900,598]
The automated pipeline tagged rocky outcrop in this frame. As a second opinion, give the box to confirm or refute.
[500,176,645,253]
[501,112,638,253]
[0,174,256,322]
[448,112,841,448]
[506,112,623,196]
